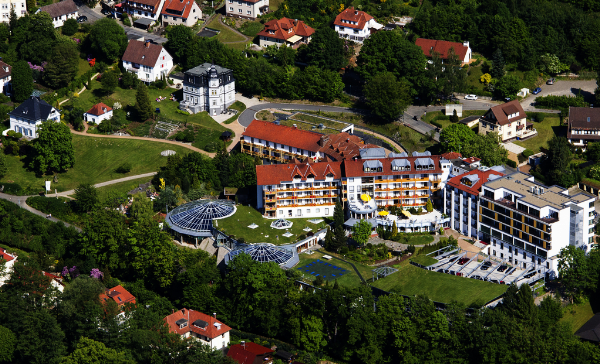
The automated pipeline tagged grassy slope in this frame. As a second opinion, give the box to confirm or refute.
[513,115,565,153]
[218,205,330,245]
[410,255,438,266]
[95,176,155,201]
[207,15,246,43]
[560,301,595,333]
[297,250,371,288]
[372,262,508,305]
[1,135,192,194]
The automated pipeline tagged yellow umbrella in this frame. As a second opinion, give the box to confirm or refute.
[379,211,389,216]
[402,210,412,218]
[361,194,371,202]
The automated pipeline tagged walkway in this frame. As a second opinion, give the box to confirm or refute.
[225,120,246,152]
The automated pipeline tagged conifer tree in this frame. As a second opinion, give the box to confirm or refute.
[134,82,153,121]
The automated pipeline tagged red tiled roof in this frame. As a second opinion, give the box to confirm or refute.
[86,102,112,116]
[342,156,444,179]
[447,170,504,196]
[99,285,137,307]
[415,38,469,61]
[0,247,15,262]
[227,343,273,364]
[463,157,481,164]
[122,39,167,68]
[441,152,462,160]
[319,132,379,161]
[0,61,11,79]
[256,160,342,185]
[164,309,231,339]
[483,100,526,126]
[126,0,161,9]
[257,17,315,41]
[334,6,373,30]
[161,0,196,19]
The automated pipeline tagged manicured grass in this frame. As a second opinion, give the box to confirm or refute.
[224,101,247,124]
[269,0,284,11]
[513,115,565,153]
[238,20,264,38]
[372,262,508,306]
[297,250,371,288]
[1,135,193,195]
[77,57,93,77]
[399,234,435,245]
[423,110,486,130]
[95,176,154,202]
[207,15,246,43]
[560,300,595,333]
[281,119,339,134]
[218,205,330,246]
[410,255,438,266]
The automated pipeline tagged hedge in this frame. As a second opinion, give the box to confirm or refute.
[505,159,517,168]
[522,149,534,158]
[430,120,443,128]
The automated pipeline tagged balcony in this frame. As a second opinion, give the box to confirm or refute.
[265,206,277,211]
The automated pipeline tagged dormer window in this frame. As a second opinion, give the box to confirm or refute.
[141,55,145,59]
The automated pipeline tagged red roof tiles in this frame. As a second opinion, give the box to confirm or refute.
[86,102,112,116]
[227,342,273,364]
[257,17,315,41]
[122,39,167,68]
[415,38,469,61]
[441,152,462,160]
[99,285,136,308]
[463,157,481,165]
[256,161,342,185]
[334,6,373,30]
[161,0,196,19]
[0,247,15,262]
[446,169,504,196]
[164,309,231,339]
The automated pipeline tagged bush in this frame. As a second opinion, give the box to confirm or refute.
[27,196,74,217]
[522,149,534,158]
[122,15,131,27]
[506,159,517,168]
[62,18,79,36]
[115,162,132,173]
[340,246,349,254]
[535,94,587,110]
[434,114,450,120]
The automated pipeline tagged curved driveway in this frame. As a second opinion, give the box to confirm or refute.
[239,103,366,127]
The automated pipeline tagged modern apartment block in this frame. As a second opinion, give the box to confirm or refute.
[255,151,452,219]
[478,172,596,276]
[225,0,268,19]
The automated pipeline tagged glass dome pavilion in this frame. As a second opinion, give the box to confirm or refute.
[166,199,236,241]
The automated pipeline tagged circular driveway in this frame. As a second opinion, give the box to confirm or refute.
[521,79,597,111]
[238,103,363,127]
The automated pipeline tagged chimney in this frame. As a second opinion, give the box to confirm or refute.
[463,41,469,48]
[145,40,151,48]
[213,312,216,319]
[293,124,297,129]
[241,341,245,349]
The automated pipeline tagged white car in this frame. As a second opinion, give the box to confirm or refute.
[464,94,478,100]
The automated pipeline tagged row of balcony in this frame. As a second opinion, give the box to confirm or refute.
[275,195,338,200]
[268,202,336,209]
[266,186,337,192]
[374,186,429,191]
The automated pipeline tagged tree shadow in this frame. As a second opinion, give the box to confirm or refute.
[571,87,595,103]
[551,125,567,137]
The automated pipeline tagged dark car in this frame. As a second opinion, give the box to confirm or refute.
[532,87,542,95]
[480,266,489,271]
[546,78,555,85]
[107,13,116,18]
[101,8,111,15]
[498,265,508,272]
[448,257,458,262]
[77,15,88,22]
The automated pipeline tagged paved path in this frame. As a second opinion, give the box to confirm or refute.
[53,172,158,197]
[520,79,597,112]
[225,120,245,152]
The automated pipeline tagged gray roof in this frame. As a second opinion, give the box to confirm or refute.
[415,157,434,167]
[184,63,231,77]
[360,147,386,159]
[412,151,432,157]
[10,96,53,122]
[133,18,154,26]
[38,0,77,18]
[363,160,383,169]
[391,159,411,168]
[389,152,408,158]
[490,165,506,173]
[463,174,479,183]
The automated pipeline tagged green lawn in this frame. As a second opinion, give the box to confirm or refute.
[372,262,508,306]
[397,234,435,245]
[410,255,438,266]
[297,250,373,288]
[423,110,486,129]
[1,135,193,195]
[95,176,154,202]
[224,101,247,124]
[269,0,284,11]
[218,205,330,246]
[77,57,93,77]
[396,125,438,153]
[238,20,264,38]
[560,301,595,333]
[513,114,565,153]
[207,15,246,43]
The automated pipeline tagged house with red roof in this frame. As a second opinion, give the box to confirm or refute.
[0,247,17,286]
[122,39,173,84]
[258,18,315,49]
[100,285,137,311]
[478,100,535,142]
[161,0,201,27]
[334,7,382,43]
[444,168,504,238]
[123,0,165,21]
[164,308,231,349]
[226,342,274,364]
[226,0,268,19]
[83,102,113,125]
[415,38,472,65]
[241,119,379,164]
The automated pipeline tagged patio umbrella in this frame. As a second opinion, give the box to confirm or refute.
[378,211,389,216]
[361,194,371,202]
[402,210,412,218]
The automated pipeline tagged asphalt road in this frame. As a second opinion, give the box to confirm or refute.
[238,103,366,127]
[520,79,597,112]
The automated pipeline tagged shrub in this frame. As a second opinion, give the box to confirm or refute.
[122,15,131,27]
[506,159,517,168]
[340,246,349,254]
[62,18,79,36]
[535,94,587,110]
[522,149,534,158]
[116,162,132,173]
[430,120,442,128]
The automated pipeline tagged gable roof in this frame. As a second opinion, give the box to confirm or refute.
[10,96,54,122]
[446,169,504,196]
[0,247,16,262]
[257,17,315,41]
[0,60,11,79]
[569,106,600,130]
[86,102,112,116]
[256,160,342,185]
[39,0,78,18]
[441,152,462,160]
[161,0,196,19]
[227,343,274,364]
[128,0,162,8]
[99,285,137,307]
[122,39,170,68]
[576,313,600,342]
[334,6,373,30]
[343,156,443,178]
[415,38,469,61]
[482,100,526,126]
[164,308,231,339]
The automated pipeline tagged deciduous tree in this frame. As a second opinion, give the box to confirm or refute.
[351,220,372,246]
[11,60,33,102]
[101,71,118,95]
[88,18,128,62]
[30,121,75,174]
[60,337,135,364]
[364,72,411,121]
[74,183,99,213]
[0,325,16,363]
[62,18,79,36]
[439,124,475,153]
[164,25,194,63]
[305,28,346,71]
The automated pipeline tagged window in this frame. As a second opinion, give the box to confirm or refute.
[229,6,233,10]
[238,8,241,12]
[325,208,329,214]
[247,10,251,14]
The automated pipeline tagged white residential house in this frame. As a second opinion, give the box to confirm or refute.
[225,0,268,19]
[0,247,16,286]
[123,0,164,21]
[0,59,11,96]
[0,0,26,22]
[83,102,113,124]
[164,309,231,349]
[37,0,78,28]
[122,39,173,83]
[161,0,201,27]
[179,63,235,116]
[8,96,60,139]
[333,7,382,43]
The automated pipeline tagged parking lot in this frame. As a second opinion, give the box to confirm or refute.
[421,248,546,287]
[520,79,597,112]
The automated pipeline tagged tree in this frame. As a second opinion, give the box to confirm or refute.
[74,184,99,213]
[545,135,580,186]
[351,220,372,246]
[87,18,128,62]
[60,337,135,364]
[558,245,590,303]
[11,60,33,102]
[17,12,57,65]
[0,153,7,179]
[62,18,79,36]
[276,45,296,67]
[305,28,346,71]
[364,72,411,121]
[129,192,154,221]
[333,198,344,230]
[0,325,16,363]
[30,121,75,174]
[426,199,433,212]
[164,25,194,63]
[16,310,67,364]
[439,124,475,153]
[463,132,508,167]
[134,82,153,121]
[491,48,505,79]
[450,109,459,123]
[44,42,79,89]
[101,71,118,95]
[587,141,600,161]
[494,74,521,99]
[324,226,335,252]
[480,73,492,84]
[539,53,564,75]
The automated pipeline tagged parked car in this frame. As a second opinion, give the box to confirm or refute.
[101,8,111,15]
[77,15,88,22]
[532,87,542,95]
[448,257,458,262]
[480,266,489,271]
[498,265,508,272]
[546,78,555,85]
[107,13,116,18]
[464,94,478,100]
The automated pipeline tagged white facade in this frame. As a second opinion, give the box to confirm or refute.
[334,17,381,43]
[0,0,26,22]
[0,251,16,286]
[257,179,339,219]
[10,109,60,139]
[179,64,235,115]
[125,0,164,20]
[444,184,480,239]
[226,0,268,19]
[49,9,77,27]
[122,47,173,83]
[83,110,113,124]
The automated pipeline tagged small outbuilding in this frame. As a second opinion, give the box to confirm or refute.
[84,102,113,124]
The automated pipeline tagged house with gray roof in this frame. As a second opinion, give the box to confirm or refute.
[7,96,60,139]
[179,63,235,116]
[37,0,78,28]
